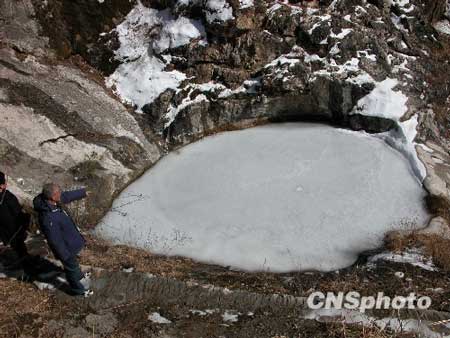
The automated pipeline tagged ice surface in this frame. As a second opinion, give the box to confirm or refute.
[97,124,429,272]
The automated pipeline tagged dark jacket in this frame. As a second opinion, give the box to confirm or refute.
[33,189,87,262]
[0,190,30,244]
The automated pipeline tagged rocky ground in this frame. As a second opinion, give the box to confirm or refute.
[1,0,450,336]
[1,231,450,338]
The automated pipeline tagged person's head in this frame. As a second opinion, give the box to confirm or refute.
[42,183,61,204]
[0,172,6,191]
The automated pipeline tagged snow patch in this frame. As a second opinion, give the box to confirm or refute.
[148,312,172,324]
[330,28,352,39]
[222,310,240,322]
[350,79,426,180]
[264,55,300,68]
[351,78,407,120]
[165,93,208,128]
[239,0,253,9]
[434,20,450,35]
[389,0,415,13]
[204,0,234,23]
[106,1,206,112]
[304,308,447,338]
[369,249,437,271]
[267,1,302,16]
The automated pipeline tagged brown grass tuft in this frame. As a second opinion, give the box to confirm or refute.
[419,234,450,272]
[384,230,450,272]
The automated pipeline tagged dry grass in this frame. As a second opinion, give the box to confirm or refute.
[0,278,68,338]
[383,230,421,253]
[326,322,418,338]
[382,210,450,271]
[384,230,450,272]
[79,234,198,278]
[419,234,450,272]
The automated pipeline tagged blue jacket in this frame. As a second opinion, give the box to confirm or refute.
[33,189,87,262]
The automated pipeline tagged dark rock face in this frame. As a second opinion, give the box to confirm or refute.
[422,0,448,23]
[348,114,397,133]
[1,0,450,225]
[31,0,135,66]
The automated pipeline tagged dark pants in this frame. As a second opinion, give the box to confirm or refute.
[62,256,85,294]
[10,235,28,259]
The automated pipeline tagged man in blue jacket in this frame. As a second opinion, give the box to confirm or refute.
[33,183,92,296]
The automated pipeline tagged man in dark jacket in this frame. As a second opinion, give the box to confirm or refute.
[0,171,30,261]
[33,182,92,296]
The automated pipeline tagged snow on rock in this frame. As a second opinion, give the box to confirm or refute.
[350,79,426,181]
[267,1,302,16]
[98,123,428,272]
[222,310,240,322]
[329,28,353,39]
[389,0,415,12]
[434,20,450,35]
[165,91,208,127]
[308,14,331,35]
[218,77,261,98]
[239,0,253,9]
[176,0,235,22]
[148,312,172,324]
[107,54,186,113]
[264,55,301,68]
[394,271,405,278]
[204,0,234,23]
[162,81,229,126]
[190,309,208,316]
[304,308,447,338]
[351,78,407,120]
[106,1,206,112]
[369,248,437,271]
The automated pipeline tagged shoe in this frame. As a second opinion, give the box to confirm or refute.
[70,287,93,297]
[83,289,94,298]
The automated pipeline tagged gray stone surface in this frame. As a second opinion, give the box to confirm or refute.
[0,0,449,231]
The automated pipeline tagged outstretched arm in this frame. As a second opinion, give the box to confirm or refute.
[61,188,87,204]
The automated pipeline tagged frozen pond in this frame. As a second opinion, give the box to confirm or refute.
[97,123,429,272]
